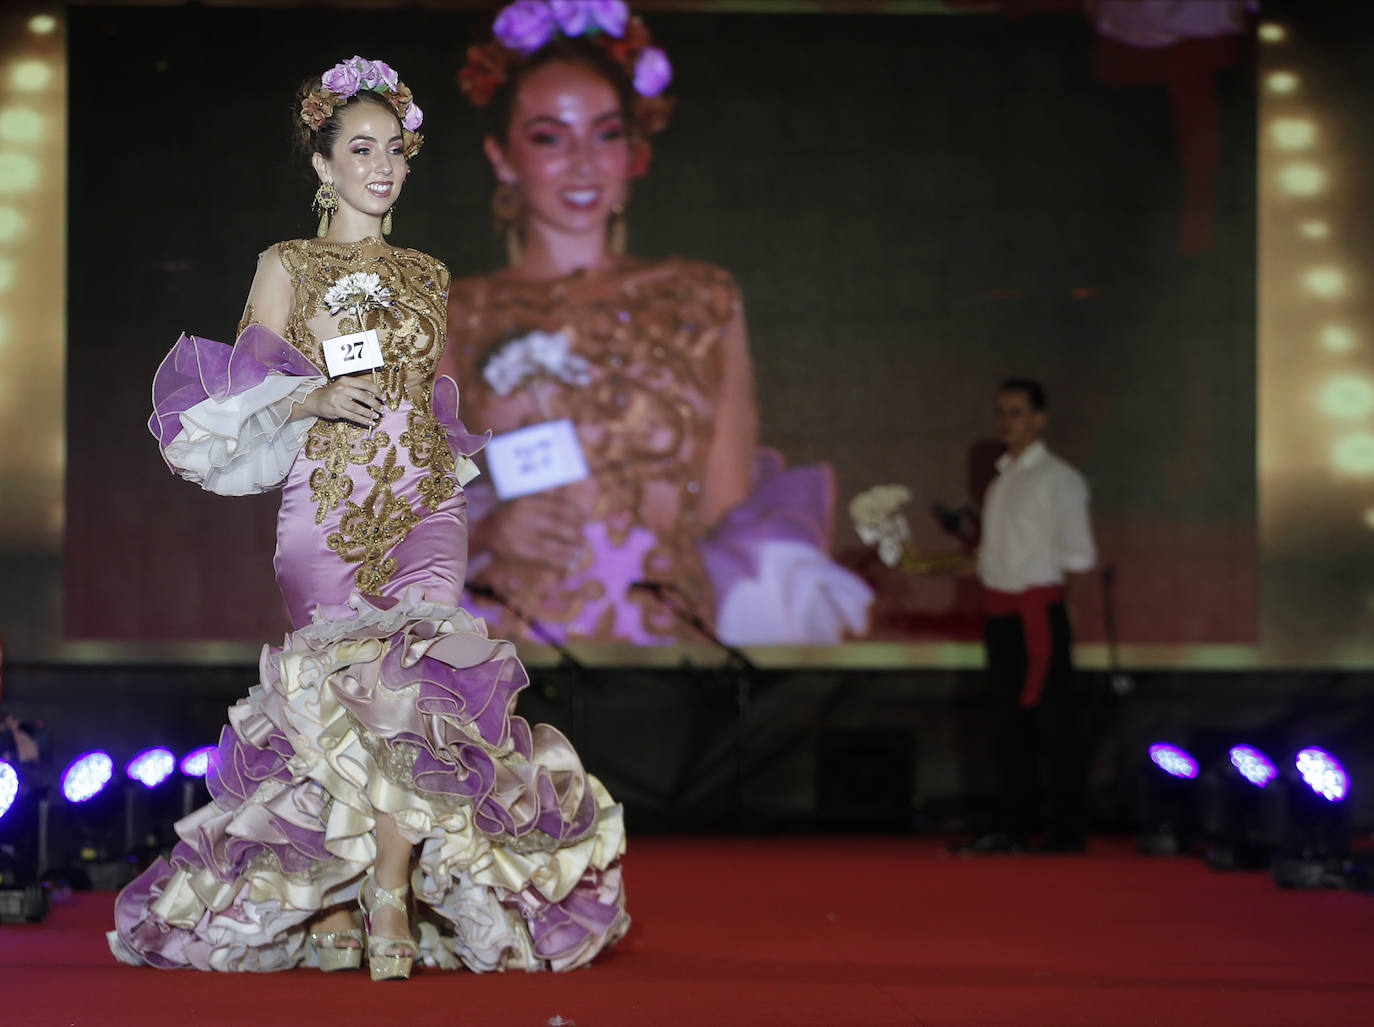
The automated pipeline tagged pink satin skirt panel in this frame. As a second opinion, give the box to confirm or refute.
[275,403,469,629]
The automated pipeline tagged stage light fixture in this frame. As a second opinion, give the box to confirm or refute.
[1229,745,1277,789]
[1200,744,1282,871]
[1258,23,1287,43]
[126,748,175,789]
[1300,220,1330,240]
[1295,747,1348,802]
[1149,743,1197,779]
[61,751,112,804]
[0,761,17,819]
[179,745,215,778]
[1266,745,1361,890]
[1138,742,1200,855]
[0,760,48,924]
[27,15,58,36]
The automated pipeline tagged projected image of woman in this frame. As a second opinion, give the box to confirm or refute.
[109,55,627,978]
[446,1,873,646]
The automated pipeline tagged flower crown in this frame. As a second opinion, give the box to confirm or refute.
[300,55,425,159]
[459,2,675,170]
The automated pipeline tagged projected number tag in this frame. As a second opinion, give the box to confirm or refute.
[486,418,589,500]
[321,329,384,378]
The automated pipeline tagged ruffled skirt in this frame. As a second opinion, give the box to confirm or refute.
[107,591,628,972]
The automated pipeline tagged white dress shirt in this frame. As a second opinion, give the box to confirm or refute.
[977,440,1096,593]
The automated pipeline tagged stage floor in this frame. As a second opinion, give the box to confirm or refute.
[3,836,1372,1026]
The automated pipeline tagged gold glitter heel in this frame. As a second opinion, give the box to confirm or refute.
[359,869,416,982]
[310,928,364,971]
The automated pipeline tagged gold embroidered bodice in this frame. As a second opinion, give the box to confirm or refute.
[449,259,741,639]
[241,237,459,594]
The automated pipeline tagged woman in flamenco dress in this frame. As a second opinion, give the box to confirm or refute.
[108,55,628,980]
[447,1,874,646]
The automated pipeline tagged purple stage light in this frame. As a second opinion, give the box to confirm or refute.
[1149,742,1198,780]
[1296,747,1349,802]
[179,745,217,778]
[1229,745,1278,788]
[0,761,18,819]
[61,750,114,803]
[126,747,176,789]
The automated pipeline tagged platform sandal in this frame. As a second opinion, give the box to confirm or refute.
[358,868,418,981]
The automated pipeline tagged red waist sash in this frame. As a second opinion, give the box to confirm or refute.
[983,584,1065,708]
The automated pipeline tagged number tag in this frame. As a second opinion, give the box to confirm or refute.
[486,418,589,500]
[321,329,384,378]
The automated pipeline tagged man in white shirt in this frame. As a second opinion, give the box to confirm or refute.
[960,378,1096,853]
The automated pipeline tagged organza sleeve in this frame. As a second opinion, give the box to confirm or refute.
[697,449,874,645]
[149,325,327,496]
[163,374,324,495]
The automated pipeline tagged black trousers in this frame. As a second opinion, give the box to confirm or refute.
[983,603,1089,840]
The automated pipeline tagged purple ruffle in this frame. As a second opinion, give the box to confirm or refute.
[109,594,626,973]
[432,373,492,460]
[148,324,323,451]
[697,447,838,599]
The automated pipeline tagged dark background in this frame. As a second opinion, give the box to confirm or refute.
[61,5,1255,650]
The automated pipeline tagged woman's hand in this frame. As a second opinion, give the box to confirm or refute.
[300,376,385,427]
[471,492,588,573]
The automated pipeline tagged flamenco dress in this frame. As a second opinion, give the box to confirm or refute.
[108,237,628,972]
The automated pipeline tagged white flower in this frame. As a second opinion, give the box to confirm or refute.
[481,329,593,396]
[323,271,394,315]
[849,484,913,568]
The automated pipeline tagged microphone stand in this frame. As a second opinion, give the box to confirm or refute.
[466,581,586,741]
[631,582,757,827]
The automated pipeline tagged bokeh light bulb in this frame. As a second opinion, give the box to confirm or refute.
[1280,163,1326,196]
[1267,71,1299,95]
[10,61,52,92]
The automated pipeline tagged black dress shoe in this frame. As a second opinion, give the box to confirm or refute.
[950,832,1026,854]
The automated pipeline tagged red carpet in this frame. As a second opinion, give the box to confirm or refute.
[3,836,1372,1026]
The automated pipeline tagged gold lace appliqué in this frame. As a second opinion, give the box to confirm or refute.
[304,422,392,524]
[327,448,417,593]
[326,446,420,593]
[400,406,458,512]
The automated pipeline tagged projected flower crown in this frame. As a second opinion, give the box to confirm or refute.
[459,1,675,170]
[301,55,426,159]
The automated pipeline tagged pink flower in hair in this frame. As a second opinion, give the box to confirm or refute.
[354,57,381,88]
[633,46,672,97]
[588,1,630,37]
[494,1,556,54]
[402,101,423,131]
[371,60,400,91]
[321,60,361,97]
[550,1,590,36]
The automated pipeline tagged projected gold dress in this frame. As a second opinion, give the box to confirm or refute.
[450,259,873,646]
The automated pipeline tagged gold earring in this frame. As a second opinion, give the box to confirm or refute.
[491,181,523,267]
[490,181,522,226]
[313,182,339,238]
[609,201,628,257]
[381,206,393,236]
